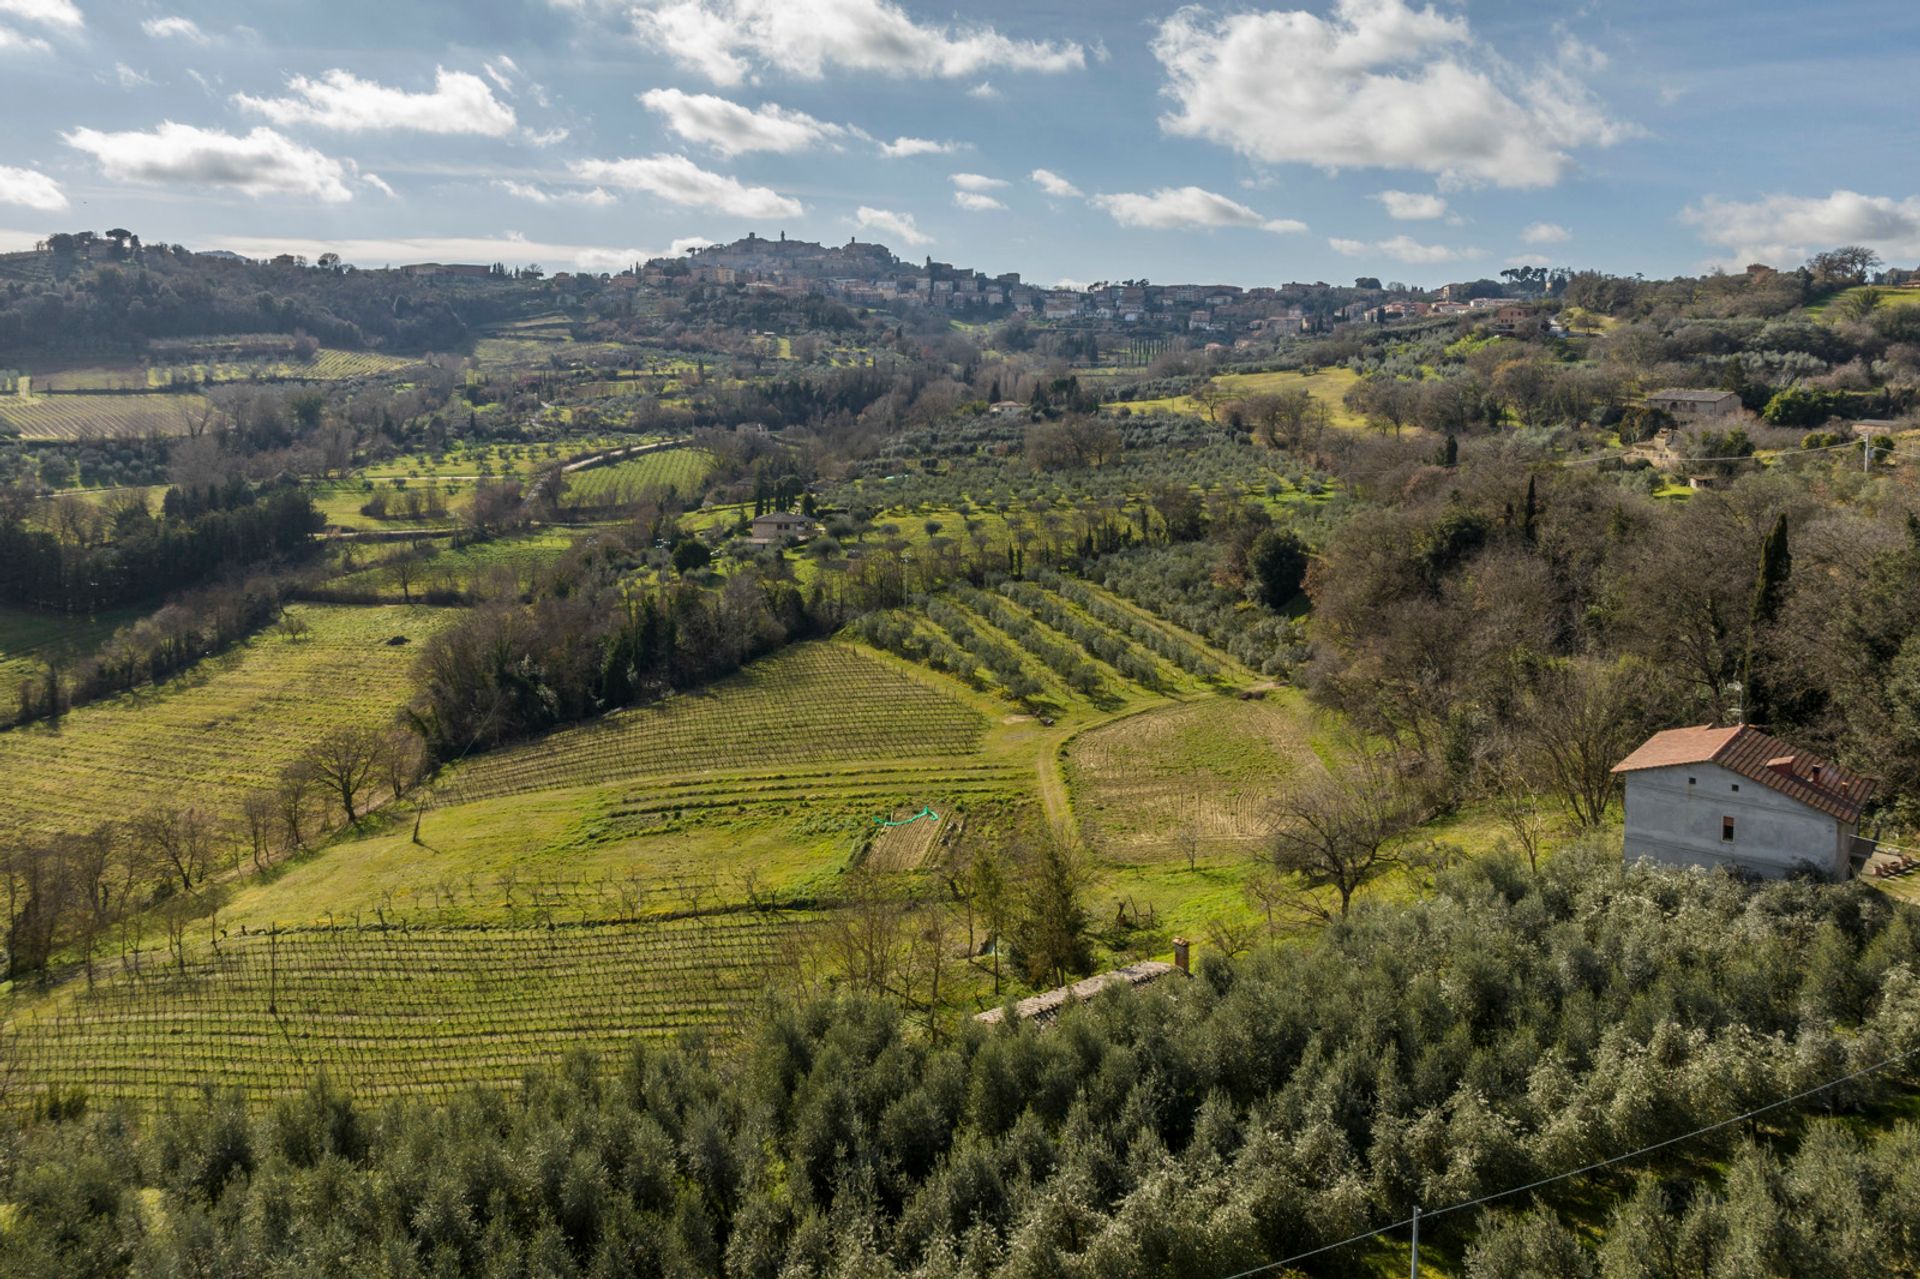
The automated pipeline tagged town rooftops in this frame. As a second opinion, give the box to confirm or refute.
[975,960,1184,1027]
[1611,724,1875,823]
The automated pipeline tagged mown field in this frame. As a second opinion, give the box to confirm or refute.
[22,349,419,393]
[0,603,453,841]
[0,392,212,440]
[564,447,713,505]
[0,913,798,1111]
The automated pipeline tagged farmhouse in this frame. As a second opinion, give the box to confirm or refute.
[976,940,1191,1026]
[748,511,818,546]
[1612,725,1874,879]
[1645,388,1742,420]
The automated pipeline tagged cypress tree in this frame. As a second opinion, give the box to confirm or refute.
[1741,512,1791,724]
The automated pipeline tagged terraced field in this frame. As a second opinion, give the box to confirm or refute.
[439,642,992,806]
[0,392,212,440]
[0,913,797,1111]
[0,604,454,840]
[564,447,714,505]
[1105,367,1367,427]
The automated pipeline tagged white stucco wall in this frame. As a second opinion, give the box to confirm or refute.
[1621,762,1853,878]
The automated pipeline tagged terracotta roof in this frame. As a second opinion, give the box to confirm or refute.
[975,961,1182,1027]
[1612,725,1874,823]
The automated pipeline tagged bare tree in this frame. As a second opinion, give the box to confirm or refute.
[1514,657,1659,829]
[131,806,214,893]
[306,726,386,824]
[1269,750,1426,920]
[276,762,318,850]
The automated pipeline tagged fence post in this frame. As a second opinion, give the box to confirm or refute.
[1411,1205,1420,1279]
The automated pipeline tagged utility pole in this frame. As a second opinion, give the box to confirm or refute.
[1410,1205,1421,1278]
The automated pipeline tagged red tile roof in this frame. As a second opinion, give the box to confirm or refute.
[1612,724,1874,823]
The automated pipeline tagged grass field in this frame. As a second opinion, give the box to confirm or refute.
[1806,285,1920,322]
[325,527,594,599]
[0,392,213,440]
[1066,690,1336,860]
[0,604,145,696]
[564,447,714,505]
[1106,367,1368,427]
[0,604,453,841]
[24,349,418,393]
[0,913,798,1111]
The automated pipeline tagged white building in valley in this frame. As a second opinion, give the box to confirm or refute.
[1611,725,1874,879]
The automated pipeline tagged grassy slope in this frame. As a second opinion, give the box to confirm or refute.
[0,603,146,695]
[1107,367,1370,427]
[0,603,455,841]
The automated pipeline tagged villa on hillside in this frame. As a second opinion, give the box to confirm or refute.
[1645,388,1743,420]
[748,511,818,546]
[1612,725,1875,879]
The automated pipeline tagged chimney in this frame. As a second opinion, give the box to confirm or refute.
[1172,937,1190,975]
[1767,755,1798,778]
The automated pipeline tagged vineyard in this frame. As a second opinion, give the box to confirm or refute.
[0,604,454,840]
[854,577,1232,716]
[0,392,212,440]
[438,642,991,806]
[0,913,800,1111]
[564,448,714,505]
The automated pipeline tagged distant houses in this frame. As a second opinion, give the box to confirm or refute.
[1645,389,1743,421]
[1612,725,1875,879]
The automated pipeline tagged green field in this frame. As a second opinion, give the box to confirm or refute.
[0,604,145,697]
[0,392,213,440]
[0,603,454,841]
[325,528,593,599]
[564,448,714,505]
[0,913,797,1111]
[1106,367,1368,427]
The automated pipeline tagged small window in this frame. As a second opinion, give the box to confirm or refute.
[1688,777,1696,786]
[1731,784,1740,792]
[1722,816,1736,843]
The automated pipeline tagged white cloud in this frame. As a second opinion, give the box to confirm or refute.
[1092,185,1304,234]
[142,15,208,43]
[670,235,714,255]
[628,0,1084,86]
[1374,190,1447,220]
[950,173,1007,193]
[525,126,570,147]
[953,191,1004,212]
[880,136,961,158]
[235,68,517,136]
[571,153,802,218]
[0,25,51,53]
[65,122,354,202]
[1031,168,1081,198]
[206,232,659,273]
[113,61,153,89]
[966,81,998,99]
[498,179,616,207]
[1680,189,1920,266]
[361,173,397,198]
[1152,0,1630,189]
[639,88,846,156]
[0,0,81,29]
[854,205,930,246]
[1328,234,1482,264]
[0,164,67,212]
[1521,221,1571,245]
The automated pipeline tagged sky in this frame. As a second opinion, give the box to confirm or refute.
[2,0,1919,287]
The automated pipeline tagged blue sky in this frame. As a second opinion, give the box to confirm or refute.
[2,0,1919,286]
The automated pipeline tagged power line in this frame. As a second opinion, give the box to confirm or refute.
[1213,1039,1920,1279]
